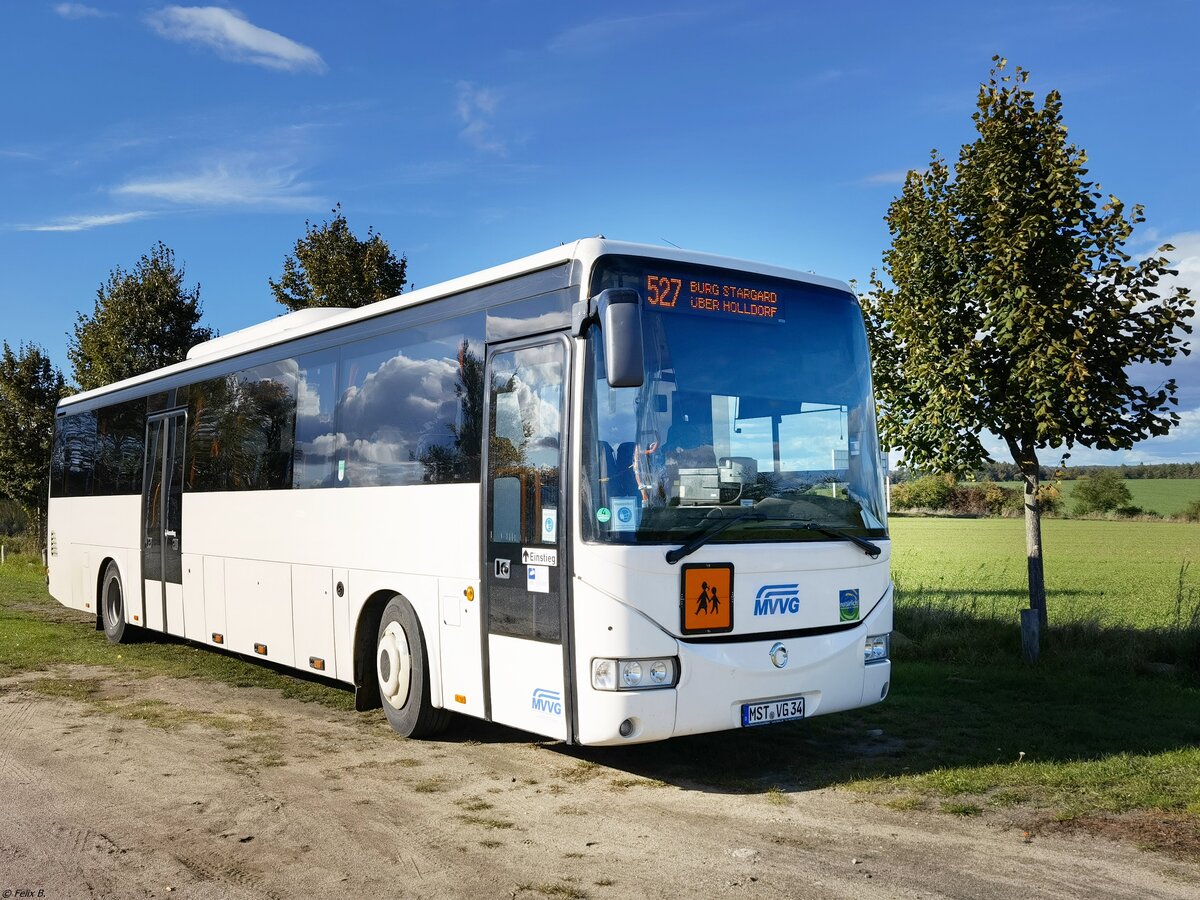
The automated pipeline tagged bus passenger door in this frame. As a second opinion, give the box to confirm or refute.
[142,412,186,636]
[482,337,573,741]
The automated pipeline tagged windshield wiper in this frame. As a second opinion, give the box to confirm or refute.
[798,522,882,558]
[664,511,765,565]
[665,514,883,565]
[738,520,882,558]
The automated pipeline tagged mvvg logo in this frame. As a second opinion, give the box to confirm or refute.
[531,688,562,716]
[753,584,801,616]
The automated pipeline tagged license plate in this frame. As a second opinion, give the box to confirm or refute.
[741,695,805,727]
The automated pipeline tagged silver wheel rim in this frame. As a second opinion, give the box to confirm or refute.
[377,621,412,710]
[105,576,122,630]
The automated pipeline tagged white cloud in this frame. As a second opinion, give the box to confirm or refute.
[54,3,106,19]
[860,170,910,187]
[547,12,701,55]
[112,161,318,208]
[17,211,151,232]
[456,82,506,155]
[146,6,326,73]
[1059,406,1200,465]
[1160,232,1200,310]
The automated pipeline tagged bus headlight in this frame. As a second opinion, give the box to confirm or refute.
[592,657,678,691]
[621,660,643,687]
[864,634,890,663]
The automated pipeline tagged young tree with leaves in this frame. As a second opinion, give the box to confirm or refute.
[270,204,407,311]
[69,242,214,392]
[0,342,66,546]
[861,59,1193,628]
[1071,471,1133,516]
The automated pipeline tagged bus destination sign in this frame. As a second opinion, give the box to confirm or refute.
[645,273,783,323]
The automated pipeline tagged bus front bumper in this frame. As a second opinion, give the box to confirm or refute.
[574,583,893,746]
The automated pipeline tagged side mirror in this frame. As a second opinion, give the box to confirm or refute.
[596,288,645,388]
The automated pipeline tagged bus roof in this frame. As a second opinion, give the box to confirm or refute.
[58,237,852,410]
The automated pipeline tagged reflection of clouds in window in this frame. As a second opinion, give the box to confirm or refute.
[495,359,562,470]
[296,374,322,418]
[490,311,567,341]
[293,349,339,488]
[343,353,455,429]
[307,431,340,457]
[513,377,561,443]
[339,346,461,486]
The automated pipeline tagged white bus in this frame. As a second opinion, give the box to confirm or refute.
[47,238,892,745]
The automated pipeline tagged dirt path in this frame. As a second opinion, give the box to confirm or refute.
[1,666,1196,900]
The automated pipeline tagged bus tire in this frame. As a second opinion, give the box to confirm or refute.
[376,595,450,738]
[101,561,135,644]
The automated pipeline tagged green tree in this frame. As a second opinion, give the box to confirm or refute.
[269,204,407,311]
[861,59,1193,629]
[69,242,214,392]
[419,340,485,483]
[0,342,66,545]
[1072,471,1133,516]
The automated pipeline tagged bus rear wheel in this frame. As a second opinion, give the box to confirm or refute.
[101,562,135,644]
[376,596,450,738]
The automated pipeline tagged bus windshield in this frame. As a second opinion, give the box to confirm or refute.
[582,256,888,546]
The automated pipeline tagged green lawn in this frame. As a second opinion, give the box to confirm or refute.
[889,517,1199,628]
[2,521,1199,853]
[0,555,352,706]
[995,477,1200,517]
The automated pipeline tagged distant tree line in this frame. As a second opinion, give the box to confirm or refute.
[892,461,1200,483]
[893,469,1200,521]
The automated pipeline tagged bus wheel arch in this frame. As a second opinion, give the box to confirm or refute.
[352,591,393,711]
[374,594,451,738]
[93,557,115,631]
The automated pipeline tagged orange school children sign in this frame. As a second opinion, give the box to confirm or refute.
[680,563,734,634]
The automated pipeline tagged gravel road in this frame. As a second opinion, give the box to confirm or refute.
[1,665,1196,899]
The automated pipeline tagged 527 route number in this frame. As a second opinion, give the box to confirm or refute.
[646,275,682,308]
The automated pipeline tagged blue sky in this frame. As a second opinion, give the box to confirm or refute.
[2,1,1197,466]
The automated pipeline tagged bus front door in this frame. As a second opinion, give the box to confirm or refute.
[141,412,186,636]
[482,336,573,741]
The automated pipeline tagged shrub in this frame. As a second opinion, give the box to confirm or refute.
[946,484,991,516]
[0,499,28,537]
[1181,499,1200,523]
[1072,471,1132,515]
[1037,483,1063,516]
[891,473,957,510]
[982,482,1021,516]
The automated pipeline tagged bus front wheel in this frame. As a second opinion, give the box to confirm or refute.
[375,596,450,738]
[101,562,135,644]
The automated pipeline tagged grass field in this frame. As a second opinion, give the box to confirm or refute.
[995,477,1200,516]
[0,556,353,707]
[2,518,1199,853]
[833,516,1200,841]
[889,517,1200,628]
